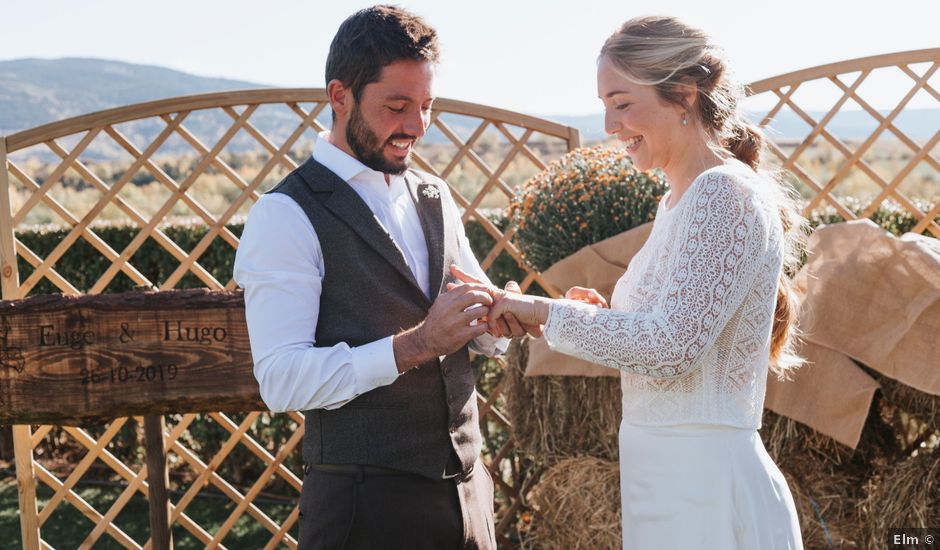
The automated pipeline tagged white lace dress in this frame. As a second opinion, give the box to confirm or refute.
[543,160,802,549]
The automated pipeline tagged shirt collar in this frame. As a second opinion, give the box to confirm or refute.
[311,132,413,201]
[311,131,372,183]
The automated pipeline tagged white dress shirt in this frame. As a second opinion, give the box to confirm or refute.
[234,132,508,412]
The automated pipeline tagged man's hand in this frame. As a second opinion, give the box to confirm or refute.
[450,265,542,338]
[393,283,493,372]
[565,286,609,308]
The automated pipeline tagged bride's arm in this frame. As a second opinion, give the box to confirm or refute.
[492,174,770,378]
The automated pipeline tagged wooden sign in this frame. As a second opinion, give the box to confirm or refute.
[0,289,263,425]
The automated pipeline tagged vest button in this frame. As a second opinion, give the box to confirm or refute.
[447,394,455,404]
[441,366,449,376]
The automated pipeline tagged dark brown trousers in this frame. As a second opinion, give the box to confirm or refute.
[298,459,495,550]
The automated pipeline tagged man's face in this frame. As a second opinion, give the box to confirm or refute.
[345,60,435,174]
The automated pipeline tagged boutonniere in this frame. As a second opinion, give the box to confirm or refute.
[421,185,440,200]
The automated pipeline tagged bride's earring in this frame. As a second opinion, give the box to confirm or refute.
[681,113,689,126]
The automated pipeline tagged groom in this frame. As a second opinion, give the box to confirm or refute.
[234,5,524,549]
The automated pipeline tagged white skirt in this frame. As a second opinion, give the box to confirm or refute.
[619,421,802,550]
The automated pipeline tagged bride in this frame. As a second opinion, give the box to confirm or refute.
[458,15,804,549]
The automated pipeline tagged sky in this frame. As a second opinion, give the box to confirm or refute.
[3,0,938,116]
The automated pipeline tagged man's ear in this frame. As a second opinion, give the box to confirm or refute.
[327,79,351,118]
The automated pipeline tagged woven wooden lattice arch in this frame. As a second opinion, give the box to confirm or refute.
[746,47,939,236]
[0,89,580,549]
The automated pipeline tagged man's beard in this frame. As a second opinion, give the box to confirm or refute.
[346,104,414,175]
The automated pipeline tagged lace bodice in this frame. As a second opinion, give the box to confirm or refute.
[543,161,783,428]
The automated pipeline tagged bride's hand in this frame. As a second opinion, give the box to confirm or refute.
[487,292,550,331]
[449,265,542,338]
[565,286,609,308]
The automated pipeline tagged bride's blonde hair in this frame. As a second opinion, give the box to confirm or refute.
[601,15,806,375]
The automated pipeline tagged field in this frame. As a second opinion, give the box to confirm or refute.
[5,136,937,231]
[772,138,939,202]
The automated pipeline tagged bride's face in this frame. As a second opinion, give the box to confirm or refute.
[597,56,685,172]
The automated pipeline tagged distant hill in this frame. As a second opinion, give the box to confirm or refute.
[0,58,269,135]
[2,58,936,159]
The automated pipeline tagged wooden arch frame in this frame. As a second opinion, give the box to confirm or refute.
[1,90,580,549]
[746,48,939,236]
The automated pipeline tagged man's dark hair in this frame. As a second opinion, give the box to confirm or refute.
[325,5,440,102]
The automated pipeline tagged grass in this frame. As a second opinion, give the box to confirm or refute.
[0,473,298,548]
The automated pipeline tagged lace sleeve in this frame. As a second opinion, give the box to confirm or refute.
[542,172,769,378]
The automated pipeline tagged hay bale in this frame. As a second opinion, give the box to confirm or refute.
[761,410,861,476]
[780,466,864,549]
[880,376,940,428]
[874,372,940,440]
[505,338,621,463]
[860,447,940,548]
[760,373,940,549]
[760,411,865,548]
[524,457,621,550]
[761,402,910,549]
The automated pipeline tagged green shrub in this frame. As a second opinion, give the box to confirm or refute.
[807,196,937,237]
[508,145,668,271]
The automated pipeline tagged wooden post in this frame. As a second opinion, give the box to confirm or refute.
[567,126,582,151]
[144,415,173,550]
[12,425,40,550]
[2,137,40,549]
[0,136,21,297]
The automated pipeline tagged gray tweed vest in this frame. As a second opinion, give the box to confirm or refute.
[269,157,481,480]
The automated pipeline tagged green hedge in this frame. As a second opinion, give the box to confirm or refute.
[14,197,933,297]
[807,197,936,237]
[16,213,523,297]
[16,221,244,296]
